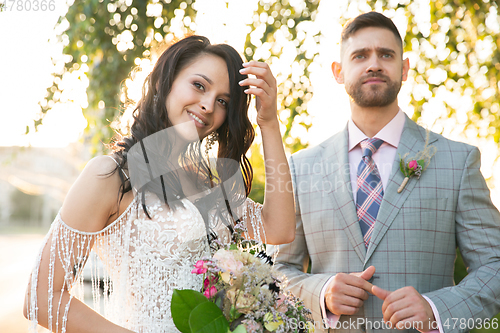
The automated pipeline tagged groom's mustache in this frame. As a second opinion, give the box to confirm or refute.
[360,73,391,83]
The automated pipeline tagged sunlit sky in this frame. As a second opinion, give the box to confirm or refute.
[1,0,500,204]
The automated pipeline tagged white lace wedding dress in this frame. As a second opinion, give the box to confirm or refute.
[26,191,264,333]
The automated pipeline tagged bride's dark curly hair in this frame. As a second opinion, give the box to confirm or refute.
[110,35,254,220]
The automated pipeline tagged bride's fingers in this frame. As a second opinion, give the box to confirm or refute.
[238,78,271,96]
[242,60,272,72]
[244,87,274,112]
[240,66,274,82]
[239,61,278,119]
[240,62,276,88]
[243,87,268,99]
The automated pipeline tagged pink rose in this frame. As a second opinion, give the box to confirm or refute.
[191,260,207,274]
[203,285,217,298]
[408,160,418,170]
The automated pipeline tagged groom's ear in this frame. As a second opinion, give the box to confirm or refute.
[332,61,344,84]
[402,57,410,82]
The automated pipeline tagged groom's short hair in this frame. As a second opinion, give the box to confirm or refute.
[341,11,403,54]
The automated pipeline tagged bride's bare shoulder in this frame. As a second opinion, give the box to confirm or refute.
[60,156,124,232]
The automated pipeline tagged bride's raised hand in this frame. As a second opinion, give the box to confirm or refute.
[239,61,278,128]
[238,61,295,245]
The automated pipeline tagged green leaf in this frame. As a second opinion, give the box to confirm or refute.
[232,324,247,333]
[229,305,243,321]
[417,160,425,168]
[189,301,230,333]
[215,295,222,309]
[399,156,407,176]
[171,289,209,333]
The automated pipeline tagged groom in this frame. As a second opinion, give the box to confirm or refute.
[270,11,500,333]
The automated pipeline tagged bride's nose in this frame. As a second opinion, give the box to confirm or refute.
[200,96,215,114]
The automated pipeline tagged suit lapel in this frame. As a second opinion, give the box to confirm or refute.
[364,116,433,263]
[323,126,366,262]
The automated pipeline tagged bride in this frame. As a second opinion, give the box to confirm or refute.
[24,35,295,333]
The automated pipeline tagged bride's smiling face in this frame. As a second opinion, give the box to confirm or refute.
[165,53,230,141]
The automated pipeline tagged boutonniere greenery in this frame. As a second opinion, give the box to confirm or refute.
[397,130,437,193]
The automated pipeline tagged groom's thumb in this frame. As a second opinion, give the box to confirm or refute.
[359,265,376,281]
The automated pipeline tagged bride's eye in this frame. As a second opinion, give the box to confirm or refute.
[218,98,228,108]
[193,82,205,91]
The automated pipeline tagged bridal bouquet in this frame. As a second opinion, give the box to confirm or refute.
[171,222,314,333]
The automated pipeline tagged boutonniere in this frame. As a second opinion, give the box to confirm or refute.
[397,130,437,193]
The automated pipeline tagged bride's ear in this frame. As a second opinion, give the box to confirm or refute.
[331,61,344,84]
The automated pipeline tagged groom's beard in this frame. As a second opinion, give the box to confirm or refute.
[346,73,402,107]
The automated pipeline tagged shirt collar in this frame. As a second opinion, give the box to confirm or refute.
[348,109,405,151]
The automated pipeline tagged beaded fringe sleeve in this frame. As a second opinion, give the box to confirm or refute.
[26,196,264,333]
[26,209,131,333]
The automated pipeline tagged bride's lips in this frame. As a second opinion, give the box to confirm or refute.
[187,111,208,128]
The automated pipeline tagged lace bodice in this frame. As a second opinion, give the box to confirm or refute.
[27,192,264,333]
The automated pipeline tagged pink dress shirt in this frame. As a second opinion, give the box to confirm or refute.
[319,110,443,333]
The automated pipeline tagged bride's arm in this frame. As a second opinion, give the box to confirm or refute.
[24,156,135,333]
[239,61,295,245]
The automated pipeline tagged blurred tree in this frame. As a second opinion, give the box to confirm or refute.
[37,0,196,154]
[245,0,320,153]
[10,189,43,225]
[245,0,320,204]
[365,0,500,144]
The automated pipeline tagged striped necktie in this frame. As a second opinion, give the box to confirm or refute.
[356,138,384,248]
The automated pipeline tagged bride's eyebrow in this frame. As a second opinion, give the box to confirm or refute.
[195,74,213,85]
[195,74,230,99]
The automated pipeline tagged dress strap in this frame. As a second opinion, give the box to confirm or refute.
[107,155,130,181]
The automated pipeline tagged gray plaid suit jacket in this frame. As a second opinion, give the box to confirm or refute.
[269,115,500,333]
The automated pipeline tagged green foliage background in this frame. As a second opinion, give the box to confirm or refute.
[36,1,500,329]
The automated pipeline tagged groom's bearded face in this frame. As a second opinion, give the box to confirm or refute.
[339,27,406,108]
[345,72,402,107]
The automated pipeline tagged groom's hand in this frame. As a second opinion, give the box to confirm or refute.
[372,285,436,332]
[325,266,375,315]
